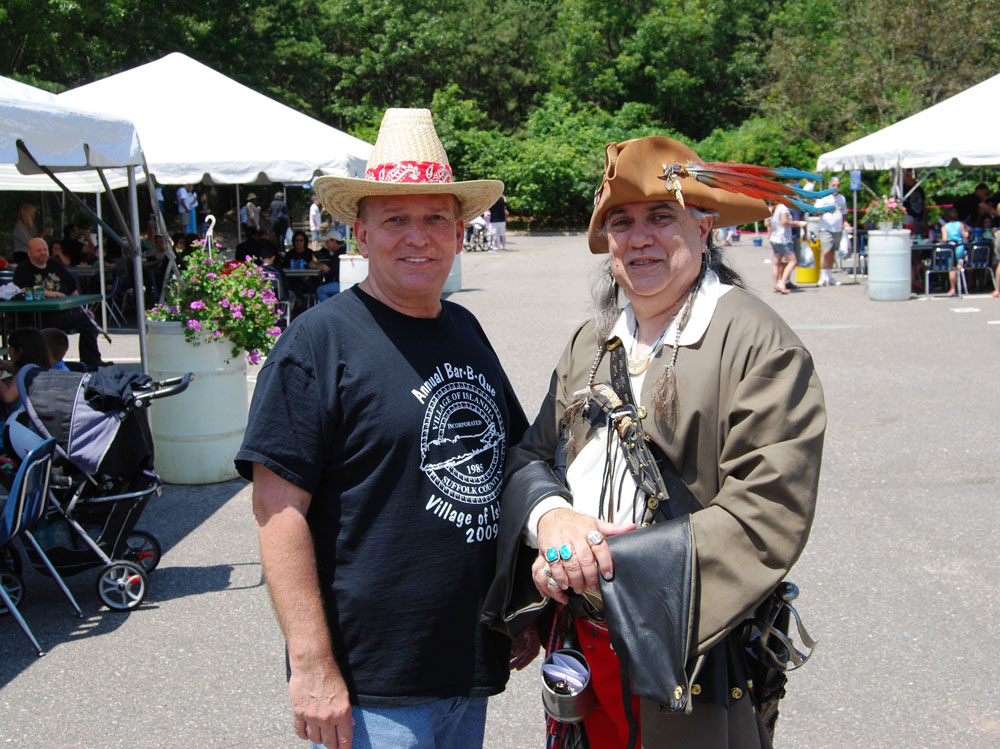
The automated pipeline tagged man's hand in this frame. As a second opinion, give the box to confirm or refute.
[510,620,541,671]
[533,509,634,603]
[43,290,66,298]
[290,661,355,747]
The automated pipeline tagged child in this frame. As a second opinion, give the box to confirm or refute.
[0,328,50,411]
[941,208,969,296]
[42,327,70,371]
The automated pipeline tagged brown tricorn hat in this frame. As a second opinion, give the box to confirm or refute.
[587,137,770,254]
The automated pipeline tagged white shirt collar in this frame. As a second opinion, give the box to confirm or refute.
[611,268,731,350]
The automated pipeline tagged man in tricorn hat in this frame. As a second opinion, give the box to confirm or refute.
[237,108,530,748]
[484,136,826,748]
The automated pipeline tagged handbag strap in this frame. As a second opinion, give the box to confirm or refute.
[602,337,701,522]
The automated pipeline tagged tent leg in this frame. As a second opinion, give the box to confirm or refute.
[96,196,108,332]
[128,169,149,374]
[236,184,242,245]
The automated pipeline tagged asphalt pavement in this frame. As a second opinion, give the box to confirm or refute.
[1,233,998,748]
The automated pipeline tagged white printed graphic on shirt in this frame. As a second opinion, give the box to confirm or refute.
[412,362,505,541]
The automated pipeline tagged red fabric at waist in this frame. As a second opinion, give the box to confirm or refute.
[575,618,642,749]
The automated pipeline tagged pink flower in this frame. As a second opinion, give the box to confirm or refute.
[245,350,261,364]
[190,300,206,309]
[186,319,201,330]
[233,310,243,318]
[206,272,217,279]
[266,327,282,336]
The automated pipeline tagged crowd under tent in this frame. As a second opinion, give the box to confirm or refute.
[57,52,373,242]
[0,75,152,367]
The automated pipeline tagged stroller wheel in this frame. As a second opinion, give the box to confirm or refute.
[0,568,25,614]
[122,531,162,573]
[1,544,22,576]
[96,561,148,611]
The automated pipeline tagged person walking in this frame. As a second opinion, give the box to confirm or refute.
[236,108,532,749]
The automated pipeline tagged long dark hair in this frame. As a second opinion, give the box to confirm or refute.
[576,207,745,436]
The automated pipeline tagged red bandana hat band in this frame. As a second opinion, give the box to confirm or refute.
[363,160,454,185]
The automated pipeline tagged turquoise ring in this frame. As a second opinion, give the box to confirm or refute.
[559,544,574,561]
[545,547,560,564]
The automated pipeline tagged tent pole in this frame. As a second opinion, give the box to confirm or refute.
[853,189,858,283]
[128,169,149,373]
[236,184,242,245]
[96,196,108,332]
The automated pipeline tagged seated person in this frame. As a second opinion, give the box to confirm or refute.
[42,328,70,370]
[12,238,107,370]
[0,328,50,413]
[60,224,97,266]
[256,243,295,315]
[50,239,72,266]
[314,236,345,302]
[235,229,258,263]
[979,216,995,243]
[249,228,279,265]
[283,230,315,311]
[955,184,998,226]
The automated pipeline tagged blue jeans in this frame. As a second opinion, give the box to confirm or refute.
[312,696,487,749]
[316,281,340,302]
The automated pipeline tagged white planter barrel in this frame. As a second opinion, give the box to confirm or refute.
[443,253,462,294]
[339,255,369,291]
[146,320,247,484]
[868,229,911,301]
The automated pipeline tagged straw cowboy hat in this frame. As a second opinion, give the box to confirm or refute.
[588,137,770,254]
[315,108,503,224]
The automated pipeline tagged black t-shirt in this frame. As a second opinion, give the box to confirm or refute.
[62,237,84,265]
[489,196,506,223]
[283,248,314,269]
[955,193,981,224]
[235,286,527,705]
[315,246,344,283]
[14,258,75,295]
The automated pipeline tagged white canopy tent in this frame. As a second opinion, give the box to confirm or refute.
[1,75,150,365]
[816,73,1000,172]
[57,52,372,185]
[0,76,133,191]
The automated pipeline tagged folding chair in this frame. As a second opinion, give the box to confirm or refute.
[965,242,998,294]
[924,244,962,297]
[105,265,135,328]
[0,438,81,656]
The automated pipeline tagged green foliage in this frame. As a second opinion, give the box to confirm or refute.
[148,241,283,361]
[3,0,999,229]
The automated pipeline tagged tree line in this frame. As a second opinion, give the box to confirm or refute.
[4,0,998,225]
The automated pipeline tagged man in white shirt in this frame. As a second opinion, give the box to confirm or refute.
[308,194,323,252]
[814,177,849,286]
[176,184,197,234]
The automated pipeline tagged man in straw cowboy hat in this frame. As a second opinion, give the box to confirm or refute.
[237,108,532,749]
[483,136,827,748]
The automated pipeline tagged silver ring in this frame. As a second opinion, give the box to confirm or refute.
[547,577,560,589]
[543,566,553,579]
[587,530,605,546]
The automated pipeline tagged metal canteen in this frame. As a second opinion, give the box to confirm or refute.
[541,649,596,724]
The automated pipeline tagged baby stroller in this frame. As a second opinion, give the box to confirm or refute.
[1,364,192,611]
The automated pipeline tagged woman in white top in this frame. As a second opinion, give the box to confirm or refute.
[767,201,805,294]
[11,203,51,262]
